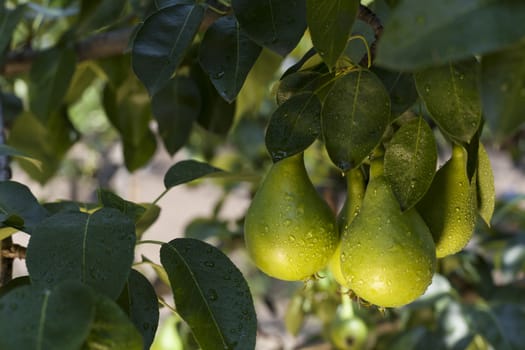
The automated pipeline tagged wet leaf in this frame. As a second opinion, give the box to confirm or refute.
[372,67,418,118]
[164,160,223,189]
[275,71,321,105]
[26,208,136,299]
[160,238,256,350]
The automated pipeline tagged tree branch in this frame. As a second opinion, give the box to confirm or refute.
[358,4,384,66]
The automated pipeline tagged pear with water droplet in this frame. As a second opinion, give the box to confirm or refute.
[417,143,477,258]
[340,157,436,307]
[328,168,365,287]
[244,153,338,281]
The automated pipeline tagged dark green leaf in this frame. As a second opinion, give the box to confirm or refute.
[98,189,146,223]
[306,0,359,69]
[0,92,23,124]
[8,110,79,184]
[29,46,76,123]
[64,63,98,104]
[0,281,95,350]
[481,42,525,138]
[151,76,201,155]
[232,0,306,56]
[0,144,42,172]
[135,203,161,239]
[118,270,159,350]
[265,92,321,162]
[0,276,30,298]
[464,304,514,350]
[102,80,157,171]
[0,181,49,233]
[164,160,223,189]
[190,63,236,135]
[372,67,418,118]
[199,15,262,102]
[491,303,525,349]
[160,238,256,350]
[276,71,322,105]
[77,0,127,34]
[26,208,136,299]
[322,69,391,171]
[476,143,495,226]
[0,5,25,62]
[376,0,525,70]
[132,4,206,95]
[415,59,481,143]
[280,47,321,78]
[83,294,143,350]
[384,117,437,210]
[43,201,81,214]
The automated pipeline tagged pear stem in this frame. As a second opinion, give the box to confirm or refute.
[344,168,366,221]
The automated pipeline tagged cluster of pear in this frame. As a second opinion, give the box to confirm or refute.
[244,141,488,308]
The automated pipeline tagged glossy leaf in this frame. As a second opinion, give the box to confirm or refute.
[29,46,76,123]
[160,238,256,350]
[322,69,391,171]
[102,80,157,171]
[415,59,481,143]
[199,15,262,102]
[151,76,201,155]
[265,92,321,162]
[376,0,525,70]
[0,281,95,350]
[384,117,437,210]
[83,294,143,350]
[132,4,206,96]
[481,42,525,137]
[98,189,146,223]
[0,5,25,61]
[276,71,322,105]
[232,0,306,56]
[118,269,159,350]
[373,67,418,118]
[135,203,161,239]
[8,110,79,184]
[0,181,49,233]
[476,143,495,226]
[306,0,359,69]
[164,160,223,189]
[77,0,127,34]
[190,63,236,135]
[26,208,136,299]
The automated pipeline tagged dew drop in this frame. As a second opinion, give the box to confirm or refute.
[204,261,215,268]
[214,71,225,79]
[424,84,431,93]
[208,288,218,301]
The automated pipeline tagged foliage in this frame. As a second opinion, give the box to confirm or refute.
[0,0,524,349]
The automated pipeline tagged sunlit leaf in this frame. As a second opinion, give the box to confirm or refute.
[476,143,495,226]
[135,204,161,239]
[160,238,256,349]
[26,208,135,299]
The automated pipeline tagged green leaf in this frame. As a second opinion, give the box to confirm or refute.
[151,76,201,155]
[232,0,306,56]
[0,281,95,350]
[29,46,77,123]
[0,276,30,298]
[0,92,23,124]
[190,63,236,135]
[464,304,514,350]
[132,4,206,96]
[185,218,233,240]
[481,42,525,138]
[0,181,49,233]
[141,255,171,287]
[102,80,157,171]
[384,117,437,210]
[199,15,262,102]
[118,269,159,350]
[322,69,391,171]
[8,110,79,184]
[0,5,25,62]
[306,0,359,69]
[376,0,525,70]
[160,238,256,350]
[0,144,42,172]
[77,0,127,34]
[43,201,81,214]
[491,304,525,349]
[265,92,321,162]
[476,143,495,226]
[83,293,143,350]
[275,71,322,105]
[135,203,161,239]
[98,189,146,223]
[26,208,136,299]
[415,59,481,143]
[164,160,223,189]
[372,67,418,118]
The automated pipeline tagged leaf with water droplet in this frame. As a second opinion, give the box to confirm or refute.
[265,92,321,162]
[322,69,391,171]
[0,281,95,350]
[26,208,136,299]
[160,238,256,349]
[384,117,437,210]
[415,58,481,143]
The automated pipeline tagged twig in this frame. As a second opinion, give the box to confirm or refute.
[357,4,384,66]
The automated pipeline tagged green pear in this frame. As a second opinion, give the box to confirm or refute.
[244,153,338,281]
